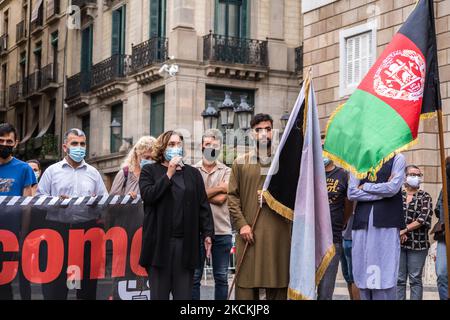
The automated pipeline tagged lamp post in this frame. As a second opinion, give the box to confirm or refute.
[218,91,235,145]
[201,101,219,130]
[280,110,290,132]
[110,118,133,148]
[234,95,254,146]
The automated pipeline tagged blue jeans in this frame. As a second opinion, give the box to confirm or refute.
[340,239,353,284]
[192,235,232,300]
[436,241,448,300]
[397,248,428,300]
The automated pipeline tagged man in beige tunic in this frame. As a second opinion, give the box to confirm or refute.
[228,113,292,300]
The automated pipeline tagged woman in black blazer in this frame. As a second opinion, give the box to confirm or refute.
[139,130,214,300]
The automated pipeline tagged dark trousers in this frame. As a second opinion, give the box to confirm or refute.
[192,234,232,300]
[235,287,287,300]
[148,237,194,300]
[41,220,98,300]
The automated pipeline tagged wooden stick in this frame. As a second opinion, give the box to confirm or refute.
[436,109,450,300]
[227,206,262,300]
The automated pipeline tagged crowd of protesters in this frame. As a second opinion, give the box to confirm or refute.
[0,118,448,300]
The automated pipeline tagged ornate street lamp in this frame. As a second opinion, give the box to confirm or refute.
[201,101,220,130]
[218,91,235,129]
[280,111,290,131]
[234,95,254,130]
[110,119,133,145]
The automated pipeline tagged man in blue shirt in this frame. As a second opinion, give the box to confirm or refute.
[0,123,37,300]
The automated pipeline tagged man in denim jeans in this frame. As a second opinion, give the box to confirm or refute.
[192,129,232,300]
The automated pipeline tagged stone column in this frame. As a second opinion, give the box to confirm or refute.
[168,0,198,61]
[267,0,288,71]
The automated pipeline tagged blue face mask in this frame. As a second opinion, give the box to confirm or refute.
[140,159,155,169]
[68,147,86,163]
[164,147,183,162]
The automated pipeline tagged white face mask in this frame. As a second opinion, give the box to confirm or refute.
[406,175,421,188]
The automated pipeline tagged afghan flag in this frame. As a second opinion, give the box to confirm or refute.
[324,0,441,179]
[262,76,334,299]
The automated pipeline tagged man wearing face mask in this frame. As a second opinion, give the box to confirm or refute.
[192,129,232,300]
[0,123,37,300]
[397,165,433,300]
[36,128,108,300]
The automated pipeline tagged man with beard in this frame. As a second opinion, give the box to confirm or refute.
[228,113,292,300]
[192,129,232,300]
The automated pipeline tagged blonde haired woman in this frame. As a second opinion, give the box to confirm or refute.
[110,135,157,197]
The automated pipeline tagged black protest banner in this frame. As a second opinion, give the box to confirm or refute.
[0,195,149,300]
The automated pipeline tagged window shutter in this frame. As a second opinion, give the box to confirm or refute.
[112,9,121,55]
[149,0,160,37]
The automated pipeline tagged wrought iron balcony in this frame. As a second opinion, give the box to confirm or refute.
[203,33,268,67]
[0,90,6,112]
[91,54,130,89]
[47,0,61,22]
[0,34,8,55]
[9,81,26,105]
[131,37,168,73]
[295,46,303,74]
[31,9,44,34]
[27,71,43,97]
[71,0,97,8]
[16,21,27,44]
[40,63,58,92]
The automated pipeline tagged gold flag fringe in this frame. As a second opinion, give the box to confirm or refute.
[323,103,429,181]
[262,190,294,221]
[287,244,336,300]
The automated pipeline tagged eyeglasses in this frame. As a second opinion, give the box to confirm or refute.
[406,173,423,177]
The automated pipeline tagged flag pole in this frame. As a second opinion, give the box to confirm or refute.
[227,206,262,300]
[437,108,450,300]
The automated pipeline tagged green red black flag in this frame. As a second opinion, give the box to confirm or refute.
[324,0,441,179]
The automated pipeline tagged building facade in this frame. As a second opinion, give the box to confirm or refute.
[62,0,303,188]
[0,0,63,168]
[303,0,450,202]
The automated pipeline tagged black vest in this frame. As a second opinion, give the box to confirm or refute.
[353,158,405,230]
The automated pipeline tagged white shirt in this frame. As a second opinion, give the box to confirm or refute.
[37,157,108,198]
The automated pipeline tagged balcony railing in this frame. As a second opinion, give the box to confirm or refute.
[9,81,26,105]
[0,34,8,54]
[0,90,6,111]
[131,37,168,73]
[71,0,97,7]
[91,54,129,89]
[66,71,91,99]
[47,0,61,20]
[295,46,303,73]
[31,12,44,33]
[27,71,42,95]
[41,63,58,88]
[203,33,268,67]
[16,21,26,43]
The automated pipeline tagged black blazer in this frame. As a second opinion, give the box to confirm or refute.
[139,163,214,269]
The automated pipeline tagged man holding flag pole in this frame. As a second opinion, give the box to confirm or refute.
[230,68,335,300]
[324,0,450,299]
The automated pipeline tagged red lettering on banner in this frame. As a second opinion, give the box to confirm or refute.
[130,228,148,276]
[0,230,19,285]
[21,229,64,284]
[68,227,127,279]
[0,226,144,284]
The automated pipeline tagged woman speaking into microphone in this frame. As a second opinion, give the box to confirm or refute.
[139,130,214,300]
